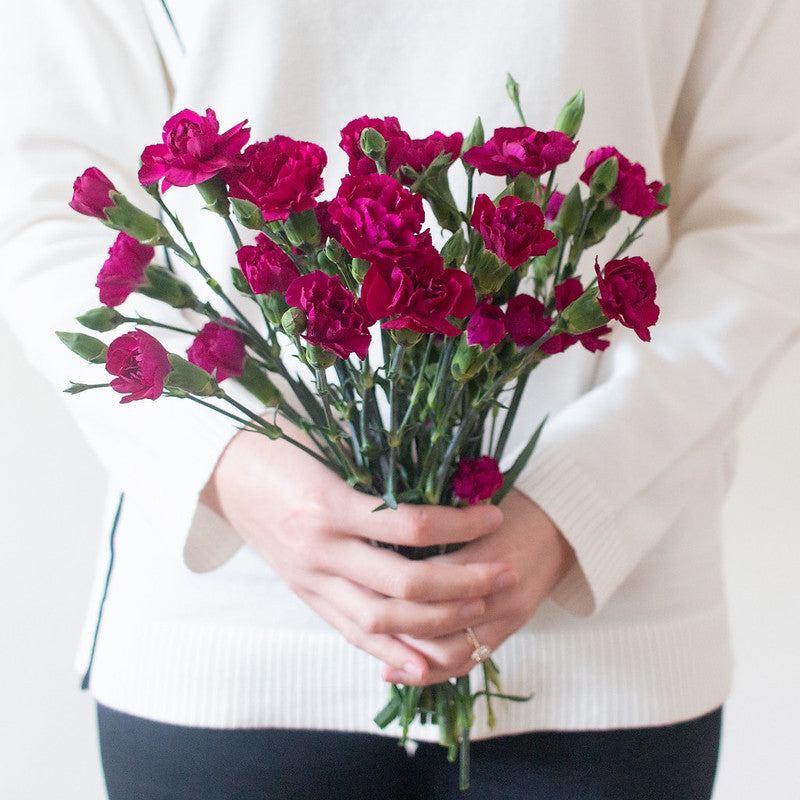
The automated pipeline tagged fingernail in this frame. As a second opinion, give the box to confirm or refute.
[459,600,485,622]
[385,663,424,684]
[494,569,517,590]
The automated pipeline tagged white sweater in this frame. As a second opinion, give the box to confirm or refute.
[1,0,799,739]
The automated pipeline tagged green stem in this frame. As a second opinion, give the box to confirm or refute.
[225,215,243,250]
[493,372,529,463]
[124,316,197,336]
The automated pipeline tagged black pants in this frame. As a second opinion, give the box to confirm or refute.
[97,704,722,800]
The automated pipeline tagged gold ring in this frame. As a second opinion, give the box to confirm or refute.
[464,627,492,663]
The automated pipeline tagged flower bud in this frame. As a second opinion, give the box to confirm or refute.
[461,117,485,165]
[588,156,619,200]
[137,265,198,308]
[554,89,586,139]
[196,175,230,216]
[441,229,468,268]
[391,328,423,348]
[76,306,125,332]
[103,192,173,246]
[281,306,307,337]
[305,343,337,370]
[56,331,108,363]
[556,286,608,334]
[583,204,621,246]
[235,356,283,408]
[555,184,583,235]
[471,249,510,296]
[165,353,221,397]
[284,208,321,247]
[69,167,117,219]
[230,197,265,230]
[653,182,671,210]
[451,336,489,382]
[359,127,387,162]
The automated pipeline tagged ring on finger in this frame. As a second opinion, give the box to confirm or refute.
[464,626,492,663]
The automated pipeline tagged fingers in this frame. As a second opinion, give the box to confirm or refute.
[333,493,504,549]
[320,537,518,603]
[295,585,430,683]
[306,573,490,640]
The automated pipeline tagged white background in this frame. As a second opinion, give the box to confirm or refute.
[1,318,799,798]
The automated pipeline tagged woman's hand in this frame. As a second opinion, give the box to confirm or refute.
[199,424,520,684]
[381,489,576,685]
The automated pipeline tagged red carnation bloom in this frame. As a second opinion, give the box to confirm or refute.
[285,271,372,360]
[187,318,247,382]
[581,147,666,218]
[106,329,172,403]
[463,127,576,179]
[138,108,250,190]
[226,136,327,222]
[452,456,503,505]
[595,256,659,341]
[339,116,411,176]
[95,232,154,307]
[236,234,300,296]
[69,167,118,219]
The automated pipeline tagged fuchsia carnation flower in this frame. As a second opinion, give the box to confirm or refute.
[339,116,411,176]
[463,127,576,179]
[361,242,476,337]
[236,234,300,295]
[106,329,173,403]
[471,194,558,268]
[138,108,250,190]
[505,294,552,349]
[187,318,247,382]
[595,256,659,341]
[452,456,503,505]
[544,278,611,354]
[466,297,507,350]
[400,131,464,183]
[227,136,327,222]
[285,271,372,360]
[581,147,666,218]
[96,232,155,307]
[329,173,426,261]
[544,191,565,222]
[69,167,118,218]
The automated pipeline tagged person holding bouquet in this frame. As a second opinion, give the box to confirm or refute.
[2,1,799,798]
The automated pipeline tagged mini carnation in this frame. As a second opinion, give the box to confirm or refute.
[95,232,155,307]
[452,456,503,505]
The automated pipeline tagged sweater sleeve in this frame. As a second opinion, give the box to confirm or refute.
[515,0,800,615]
[0,1,237,528]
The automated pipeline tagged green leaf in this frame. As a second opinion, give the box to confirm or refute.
[495,415,548,503]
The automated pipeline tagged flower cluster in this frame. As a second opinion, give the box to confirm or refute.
[63,81,665,791]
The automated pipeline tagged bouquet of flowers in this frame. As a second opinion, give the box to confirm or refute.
[60,76,664,789]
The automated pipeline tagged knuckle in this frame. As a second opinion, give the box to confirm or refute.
[356,606,386,635]
[399,506,434,547]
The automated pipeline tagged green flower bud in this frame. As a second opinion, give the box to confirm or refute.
[505,73,521,111]
[359,127,387,161]
[583,204,621,247]
[196,175,230,216]
[281,306,307,337]
[441,229,468,268]
[471,249,510,296]
[510,172,537,202]
[235,356,283,408]
[450,337,489,383]
[284,208,321,248]
[56,331,108,364]
[588,156,619,200]
[306,344,337,370]
[137,265,198,308]
[554,89,586,139]
[103,192,173,246]
[165,354,221,396]
[315,249,339,276]
[229,197,265,230]
[391,328,423,348]
[557,286,608,334]
[556,184,583,236]
[461,117,485,160]
[76,306,125,332]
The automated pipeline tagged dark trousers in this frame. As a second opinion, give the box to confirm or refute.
[97,703,722,799]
